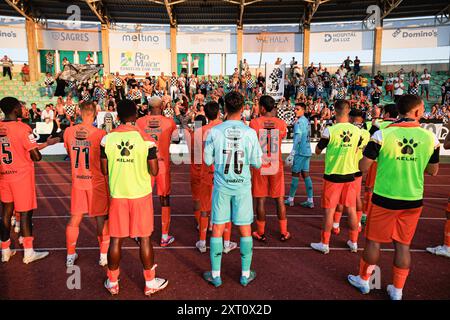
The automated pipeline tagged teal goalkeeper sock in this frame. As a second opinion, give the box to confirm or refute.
[289,177,300,198]
[240,236,253,273]
[304,176,314,199]
[210,237,223,273]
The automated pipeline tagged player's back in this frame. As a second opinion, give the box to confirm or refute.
[64,124,106,190]
[204,120,262,194]
[136,115,176,171]
[250,116,286,173]
[0,121,36,182]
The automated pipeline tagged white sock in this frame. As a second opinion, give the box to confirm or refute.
[224,240,230,247]
[212,270,220,278]
[288,197,294,202]
[198,240,206,247]
[109,280,118,286]
[24,248,34,256]
[307,197,313,203]
[146,279,157,287]
[333,223,340,229]
[161,234,168,241]
[100,253,107,259]
[242,270,250,278]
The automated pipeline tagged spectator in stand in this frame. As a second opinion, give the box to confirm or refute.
[192,56,200,76]
[85,53,94,64]
[393,78,405,103]
[113,72,125,101]
[385,72,395,99]
[62,57,70,68]
[441,78,450,105]
[409,78,419,96]
[353,56,361,75]
[44,72,55,97]
[45,51,54,73]
[54,73,67,97]
[21,63,30,85]
[343,56,353,73]
[29,103,41,123]
[180,57,188,75]
[41,104,55,122]
[1,55,13,80]
[169,72,178,101]
[420,68,431,100]
[374,71,384,87]
[157,72,168,94]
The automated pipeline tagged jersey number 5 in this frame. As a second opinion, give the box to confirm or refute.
[72,147,90,169]
[223,149,243,174]
[1,143,12,164]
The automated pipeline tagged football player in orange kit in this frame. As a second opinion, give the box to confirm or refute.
[136,96,177,246]
[63,101,110,267]
[250,95,290,242]
[0,97,59,263]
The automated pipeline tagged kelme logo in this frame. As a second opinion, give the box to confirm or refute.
[340,130,352,143]
[398,138,418,155]
[117,141,134,157]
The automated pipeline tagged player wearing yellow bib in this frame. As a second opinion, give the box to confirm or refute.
[100,100,168,296]
[333,109,370,235]
[362,104,399,224]
[348,95,440,300]
[311,100,362,254]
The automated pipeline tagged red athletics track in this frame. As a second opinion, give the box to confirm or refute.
[0,160,449,300]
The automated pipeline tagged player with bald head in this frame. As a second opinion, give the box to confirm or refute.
[136,96,178,246]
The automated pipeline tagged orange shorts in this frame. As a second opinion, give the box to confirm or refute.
[251,167,285,198]
[0,175,37,212]
[199,182,213,212]
[365,162,377,189]
[109,193,154,238]
[321,179,357,209]
[152,171,171,196]
[191,169,202,201]
[354,176,363,198]
[71,184,109,217]
[365,204,422,245]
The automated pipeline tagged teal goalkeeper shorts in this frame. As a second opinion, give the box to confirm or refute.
[292,155,311,173]
[211,188,254,226]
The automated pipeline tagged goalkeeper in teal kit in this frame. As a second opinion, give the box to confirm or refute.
[203,91,262,287]
[285,102,314,208]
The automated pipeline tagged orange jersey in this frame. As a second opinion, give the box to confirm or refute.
[63,124,107,190]
[136,115,176,174]
[0,120,38,182]
[249,116,287,172]
[201,119,222,183]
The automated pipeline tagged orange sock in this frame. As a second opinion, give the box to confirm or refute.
[349,230,359,243]
[223,222,232,242]
[98,222,110,254]
[392,266,409,289]
[107,268,120,282]
[22,237,34,250]
[194,210,201,225]
[256,220,265,235]
[356,211,363,224]
[321,231,331,245]
[161,206,171,236]
[279,219,288,235]
[333,211,342,224]
[1,239,11,250]
[143,265,157,282]
[66,225,79,255]
[444,220,450,247]
[199,216,209,241]
[359,258,375,281]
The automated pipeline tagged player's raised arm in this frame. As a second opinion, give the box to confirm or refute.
[315,126,330,155]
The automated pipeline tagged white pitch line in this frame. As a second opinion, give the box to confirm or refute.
[7,246,430,253]
[31,214,447,221]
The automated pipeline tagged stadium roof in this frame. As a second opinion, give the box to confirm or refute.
[1,0,449,27]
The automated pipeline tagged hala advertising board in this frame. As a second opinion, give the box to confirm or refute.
[109,49,171,76]
[109,31,169,50]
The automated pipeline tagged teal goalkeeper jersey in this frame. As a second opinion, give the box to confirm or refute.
[204,120,262,195]
[293,116,311,156]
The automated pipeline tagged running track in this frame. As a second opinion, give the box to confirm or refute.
[0,161,449,300]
